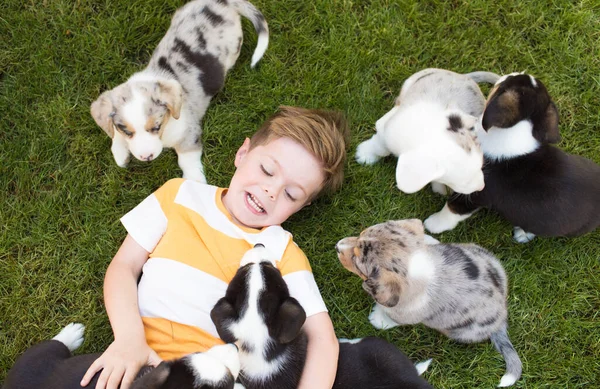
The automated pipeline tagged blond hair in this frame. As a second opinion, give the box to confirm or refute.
[250,106,350,200]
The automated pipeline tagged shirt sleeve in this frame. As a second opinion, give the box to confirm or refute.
[279,241,328,317]
[120,178,184,253]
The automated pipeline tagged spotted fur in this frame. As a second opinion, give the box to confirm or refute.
[336,219,522,387]
[91,0,269,183]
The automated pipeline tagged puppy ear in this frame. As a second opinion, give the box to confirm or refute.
[270,298,306,344]
[395,151,444,193]
[130,362,170,389]
[90,90,115,138]
[363,269,401,308]
[398,218,425,237]
[155,80,183,120]
[539,101,560,143]
[482,90,520,130]
[210,298,238,343]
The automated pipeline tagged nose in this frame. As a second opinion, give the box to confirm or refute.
[140,153,154,161]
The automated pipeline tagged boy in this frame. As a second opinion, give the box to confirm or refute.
[80,106,349,389]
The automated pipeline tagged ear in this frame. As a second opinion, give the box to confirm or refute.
[130,362,170,389]
[234,138,251,168]
[90,90,115,138]
[395,218,425,237]
[482,90,520,130]
[540,102,560,143]
[363,269,401,308]
[210,298,238,343]
[270,298,306,344]
[155,80,183,119]
[395,151,445,193]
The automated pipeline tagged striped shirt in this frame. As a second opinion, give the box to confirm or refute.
[121,178,326,360]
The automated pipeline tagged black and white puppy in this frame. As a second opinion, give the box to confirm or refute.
[2,323,241,389]
[424,73,600,242]
[210,245,433,389]
[91,0,269,182]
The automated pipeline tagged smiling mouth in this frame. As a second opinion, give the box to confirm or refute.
[246,193,266,214]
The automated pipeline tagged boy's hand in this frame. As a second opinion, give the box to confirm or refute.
[80,339,162,389]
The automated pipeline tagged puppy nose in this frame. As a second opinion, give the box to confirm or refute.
[141,153,154,161]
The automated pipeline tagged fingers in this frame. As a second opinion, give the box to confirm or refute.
[81,359,103,387]
[97,365,125,389]
[120,367,138,389]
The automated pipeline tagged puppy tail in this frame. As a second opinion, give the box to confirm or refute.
[231,0,269,67]
[466,71,501,84]
[490,324,522,387]
[52,323,85,352]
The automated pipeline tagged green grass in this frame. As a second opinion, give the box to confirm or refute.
[1,0,599,387]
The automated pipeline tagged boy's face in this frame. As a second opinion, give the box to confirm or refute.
[223,137,324,228]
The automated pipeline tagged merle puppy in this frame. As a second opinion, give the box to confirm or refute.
[211,245,433,389]
[2,323,241,389]
[91,0,268,182]
[424,72,600,242]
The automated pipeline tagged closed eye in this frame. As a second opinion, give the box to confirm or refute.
[260,165,273,177]
[150,125,161,133]
[285,190,297,202]
[116,123,133,137]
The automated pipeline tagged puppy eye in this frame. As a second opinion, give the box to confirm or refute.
[116,124,133,137]
[151,125,161,133]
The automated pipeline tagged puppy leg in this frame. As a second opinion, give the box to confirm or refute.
[3,324,84,389]
[355,132,391,165]
[368,303,400,330]
[430,182,448,196]
[111,133,131,168]
[424,195,479,233]
[423,234,440,245]
[177,149,206,183]
[513,227,536,243]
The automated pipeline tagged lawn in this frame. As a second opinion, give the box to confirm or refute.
[1,0,599,387]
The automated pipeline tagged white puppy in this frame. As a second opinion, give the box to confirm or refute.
[355,68,499,195]
[91,0,269,183]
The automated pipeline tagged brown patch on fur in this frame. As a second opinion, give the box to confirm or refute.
[337,219,427,306]
[154,80,183,119]
[367,269,403,307]
[482,89,520,130]
[90,90,115,138]
[542,102,560,143]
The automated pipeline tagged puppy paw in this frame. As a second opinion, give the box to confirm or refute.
[112,150,130,168]
[513,227,535,243]
[424,211,456,234]
[431,182,448,196]
[355,141,381,165]
[52,322,85,352]
[368,304,399,330]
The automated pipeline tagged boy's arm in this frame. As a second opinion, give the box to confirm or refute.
[297,312,340,389]
[81,234,161,389]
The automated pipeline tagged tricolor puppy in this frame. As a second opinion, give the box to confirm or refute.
[355,68,500,195]
[336,219,522,387]
[2,323,241,389]
[424,73,600,242]
[90,0,269,183]
[210,244,433,389]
